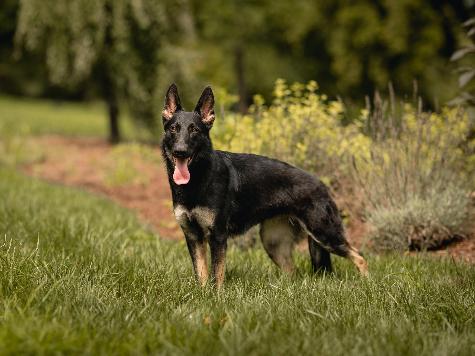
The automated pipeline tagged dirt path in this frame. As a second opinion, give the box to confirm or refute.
[23,136,475,263]
[23,136,182,239]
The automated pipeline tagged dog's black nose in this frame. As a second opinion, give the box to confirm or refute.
[173,149,188,158]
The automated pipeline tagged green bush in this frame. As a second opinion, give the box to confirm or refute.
[212,79,370,182]
[353,93,473,251]
[367,185,470,251]
[213,81,473,252]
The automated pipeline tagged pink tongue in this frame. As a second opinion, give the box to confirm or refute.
[173,158,190,185]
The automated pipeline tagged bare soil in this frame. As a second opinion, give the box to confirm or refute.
[23,136,475,263]
[23,136,182,239]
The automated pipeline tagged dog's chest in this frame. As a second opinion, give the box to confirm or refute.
[174,205,215,237]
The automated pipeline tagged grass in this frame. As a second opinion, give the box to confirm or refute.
[1,168,474,355]
[0,95,151,140]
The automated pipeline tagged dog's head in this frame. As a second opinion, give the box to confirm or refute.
[161,84,215,185]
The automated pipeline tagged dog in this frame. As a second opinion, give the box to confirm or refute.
[161,84,368,288]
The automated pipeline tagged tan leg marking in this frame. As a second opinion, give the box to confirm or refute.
[194,242,209,286]
[213,259,225,289]
[211,245,226,289]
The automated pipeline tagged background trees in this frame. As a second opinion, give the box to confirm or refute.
[14,0,167,142]
[193,0,471,106]
[1,0,472,140]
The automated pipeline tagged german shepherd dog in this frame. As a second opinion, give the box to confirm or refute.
[161,84,368,288]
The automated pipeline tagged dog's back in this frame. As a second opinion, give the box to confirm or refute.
[214,150,334,236]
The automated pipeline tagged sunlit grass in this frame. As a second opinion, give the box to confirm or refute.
[1,168,474,355]
[0,95,153,140]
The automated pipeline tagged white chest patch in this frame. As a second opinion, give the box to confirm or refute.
[174,205,216,238]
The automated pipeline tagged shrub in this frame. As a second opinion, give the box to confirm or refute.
[212,79,371,182]
[213,80,473,252]
[352,92,473,251]
[368,185,469,251]
[213,80,475,250]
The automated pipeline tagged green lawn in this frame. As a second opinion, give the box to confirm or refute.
[0,168,474,355]
[0,95,152,140]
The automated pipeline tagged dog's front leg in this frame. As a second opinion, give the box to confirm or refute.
[209,237,227,289]
[185,237,209,286]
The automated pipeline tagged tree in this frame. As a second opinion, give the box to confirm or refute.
[193,0,471,107]
[0,0,49,97]
[15,0,167,143]
[12,0,473,118]
[193,0,269,113]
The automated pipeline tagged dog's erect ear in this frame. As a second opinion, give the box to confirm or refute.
[162,83,182,122]
[194,86,215,127]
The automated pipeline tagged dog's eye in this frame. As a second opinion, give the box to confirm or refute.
[190,126,200,134]
[169,126,177,133]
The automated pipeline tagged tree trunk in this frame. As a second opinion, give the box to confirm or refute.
[101,69,121,144]
[235,46,247,114]
[107,93,120,144]
[102,2,120,144]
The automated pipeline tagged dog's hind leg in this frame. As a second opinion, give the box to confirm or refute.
[332,241,368,277]
[330,240,368,276]
[309,230,368,276]
[260,216,296,274]
[299,204,368,276]
[308,236,332,273]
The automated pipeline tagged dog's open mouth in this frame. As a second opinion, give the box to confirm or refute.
[172,156,192,185]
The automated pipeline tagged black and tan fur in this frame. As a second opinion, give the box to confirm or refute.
[161,84,368,288]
